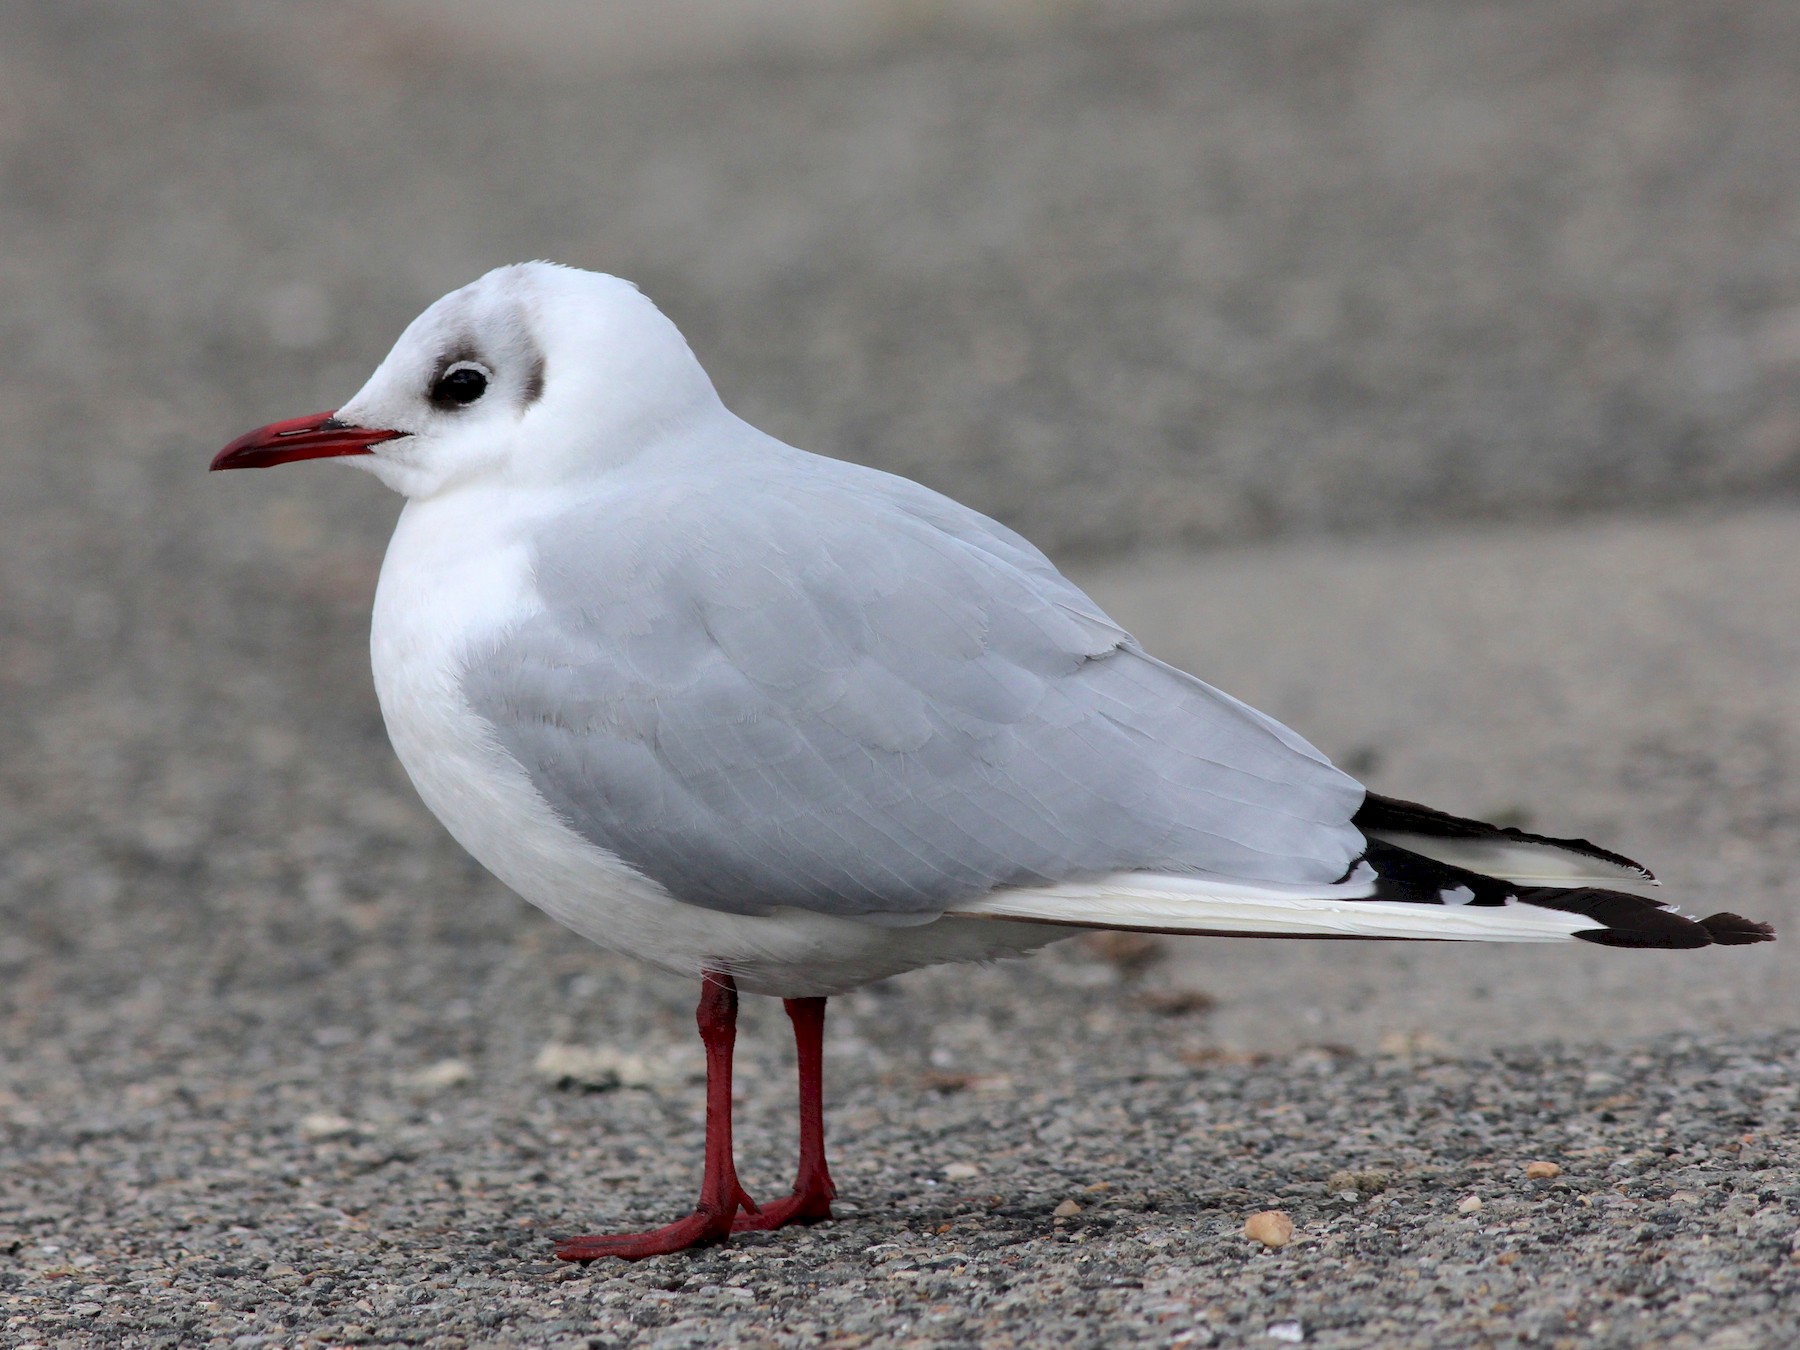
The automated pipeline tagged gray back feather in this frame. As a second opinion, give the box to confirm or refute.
[463,447,1365,918]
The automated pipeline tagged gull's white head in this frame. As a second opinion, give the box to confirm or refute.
[211,262,722,498]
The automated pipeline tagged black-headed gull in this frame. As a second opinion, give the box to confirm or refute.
[213,262,1773,1260]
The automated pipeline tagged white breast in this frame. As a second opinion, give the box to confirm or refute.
[367,487,1060,997]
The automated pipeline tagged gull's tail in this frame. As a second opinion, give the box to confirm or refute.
[944,792,1774,950]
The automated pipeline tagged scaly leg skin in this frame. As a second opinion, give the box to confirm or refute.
[734,995,837,1232]
[555,972,759,1261]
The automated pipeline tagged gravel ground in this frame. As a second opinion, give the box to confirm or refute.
[6,963,1800,1349]
[4,3,1800,1347]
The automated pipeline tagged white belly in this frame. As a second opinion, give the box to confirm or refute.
[367,491,1060,997]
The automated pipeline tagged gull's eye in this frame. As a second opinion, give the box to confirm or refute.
[430,362,489,408]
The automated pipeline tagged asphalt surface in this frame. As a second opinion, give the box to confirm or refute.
[6,0,1800,561]
[4,3,1800,1347]
[6,992,1800,1348]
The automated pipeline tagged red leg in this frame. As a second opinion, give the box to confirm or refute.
[555,972,758,1262]
[734,995,836,1232]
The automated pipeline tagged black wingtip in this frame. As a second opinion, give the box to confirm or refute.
[1563,889,1715,949]
[1700,912,1777,945]
[1359,838,1775,951]
[1574,923,1711,950]
[1571,907,1777,949]
[1353,792,1656,882]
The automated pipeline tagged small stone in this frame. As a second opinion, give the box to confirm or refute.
[532,1042,686,1091]
[1244,1210,1294,1247]
[1326,1168,1391,1197]
[299,1112,355,1141]
[1053,1199,1083,1218]
[401,1058,473,1092]
[1524,1160,1562,1180]
[1267,1319,1305,1342]
[942,1162,980,1180]
[1457,1194,1484,1214]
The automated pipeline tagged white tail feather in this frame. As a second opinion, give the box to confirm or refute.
[946,870,1593,943]
[1365,831,1655,888]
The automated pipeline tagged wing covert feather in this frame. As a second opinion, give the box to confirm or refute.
[463,461,1364,917]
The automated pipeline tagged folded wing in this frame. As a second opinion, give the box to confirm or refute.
[461,457,1366,919]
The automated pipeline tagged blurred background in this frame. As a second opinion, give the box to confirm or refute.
[4,0,1800,1128]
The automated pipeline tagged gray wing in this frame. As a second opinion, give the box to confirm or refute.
[463,458,1365,918]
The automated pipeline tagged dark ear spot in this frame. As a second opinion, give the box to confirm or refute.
[523,350,547,408]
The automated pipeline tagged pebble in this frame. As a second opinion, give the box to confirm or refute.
[1524,1160,1563,1180]
[401,1058,473,1092]
[297,1112,355,1141]
[531,1042,690,1091]
[1326,1168,1391,1197]
[1457,1195,1484,1214]
[1244,1211,1295,1248]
